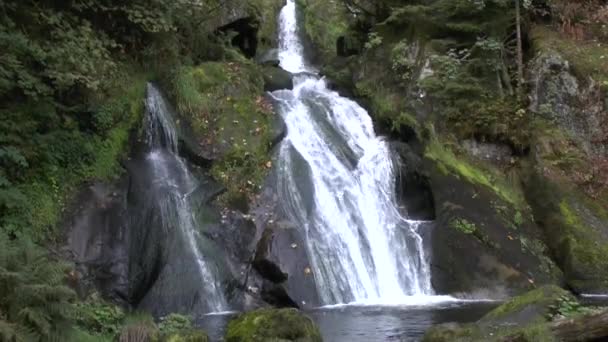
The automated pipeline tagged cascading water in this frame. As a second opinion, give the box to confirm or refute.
[273,0,435,305]
[142,84,228,312]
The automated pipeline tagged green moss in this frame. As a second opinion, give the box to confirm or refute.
[558,200,608,276]
[250,0,284,50]
[172,62,274,205]
[450,218,477,234]
[483,285,571,322]
[298,0,348,60]
[225,308,322,342]
[425,139,525,208]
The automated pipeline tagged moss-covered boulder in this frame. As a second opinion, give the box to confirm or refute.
[225,308,322,342]
[423,138,562,295]
[171,62,278,206]
[423,285,574,342]
[524,168,608,293]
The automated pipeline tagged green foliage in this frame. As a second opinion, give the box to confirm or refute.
[76,295,126,338]
[159,314,194,336]
[299,0,349,60]
[547,294,598,320]
[0,235,77,341]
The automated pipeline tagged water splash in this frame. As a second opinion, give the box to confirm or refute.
[273,0,435,305]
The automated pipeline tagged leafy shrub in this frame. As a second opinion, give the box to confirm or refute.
[159,314,194,335]
[76,295,126,337]
[547,294,598,320]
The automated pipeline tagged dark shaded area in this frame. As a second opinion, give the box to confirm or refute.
[392,142,436,221]
[218,17,260,58]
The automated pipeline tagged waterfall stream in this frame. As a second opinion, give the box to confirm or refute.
[142,84,228,313]
[272,0,436,305]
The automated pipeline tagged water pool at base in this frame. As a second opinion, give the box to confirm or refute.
[197,302,498,342]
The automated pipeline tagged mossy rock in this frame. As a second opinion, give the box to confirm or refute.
[481,285,572,324]
[423,138,561,295]
[524,171,608,293]
[171,62,276,205]
[423,285,573,342]
[225,308,322,342]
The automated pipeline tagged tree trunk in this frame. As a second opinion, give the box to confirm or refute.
[515,0,524,101]
[550,310,608,341]
[501,310,608,342]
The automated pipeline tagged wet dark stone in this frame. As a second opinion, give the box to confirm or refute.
[391,142,436,221]
[64,180,130,305]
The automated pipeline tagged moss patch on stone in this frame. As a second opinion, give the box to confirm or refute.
[423,286,574,342]
[298,0,349,61]
[557,199,608,283]
[172,62,275,206]
[482,285,571,322]
[425,139,525,208]
[225,308,322,342]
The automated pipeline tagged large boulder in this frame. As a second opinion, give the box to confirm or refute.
[225,308,323,342]
[262,66,294,92]
[524,168,608,294]
[423,285,608,342]
[422,140,562,296]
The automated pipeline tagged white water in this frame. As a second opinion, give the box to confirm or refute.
[144,84,228,313]
[274,0,438,305]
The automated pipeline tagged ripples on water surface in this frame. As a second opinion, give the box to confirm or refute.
[198,302,498,342]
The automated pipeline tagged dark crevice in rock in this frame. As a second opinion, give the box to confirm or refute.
[217,17,260,58]
[392,142,437,221]
[261,283,300,308]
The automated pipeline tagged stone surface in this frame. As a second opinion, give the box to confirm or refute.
[64,180,130,305]
[529,51,607,157]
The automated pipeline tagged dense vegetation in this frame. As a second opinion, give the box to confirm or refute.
[0,0,276,339]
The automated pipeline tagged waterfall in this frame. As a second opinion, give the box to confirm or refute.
[142,84,228,312]
[273,0,435,305]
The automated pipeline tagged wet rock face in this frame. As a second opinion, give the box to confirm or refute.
[65,180,130,305]
[422,157,562,296]
[529,52,607,157]
[392,142,436,221]
[262,66,294,92]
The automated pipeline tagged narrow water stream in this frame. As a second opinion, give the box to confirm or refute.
[142,84,228,313]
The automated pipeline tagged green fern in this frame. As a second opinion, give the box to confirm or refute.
[0,235,77,341]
